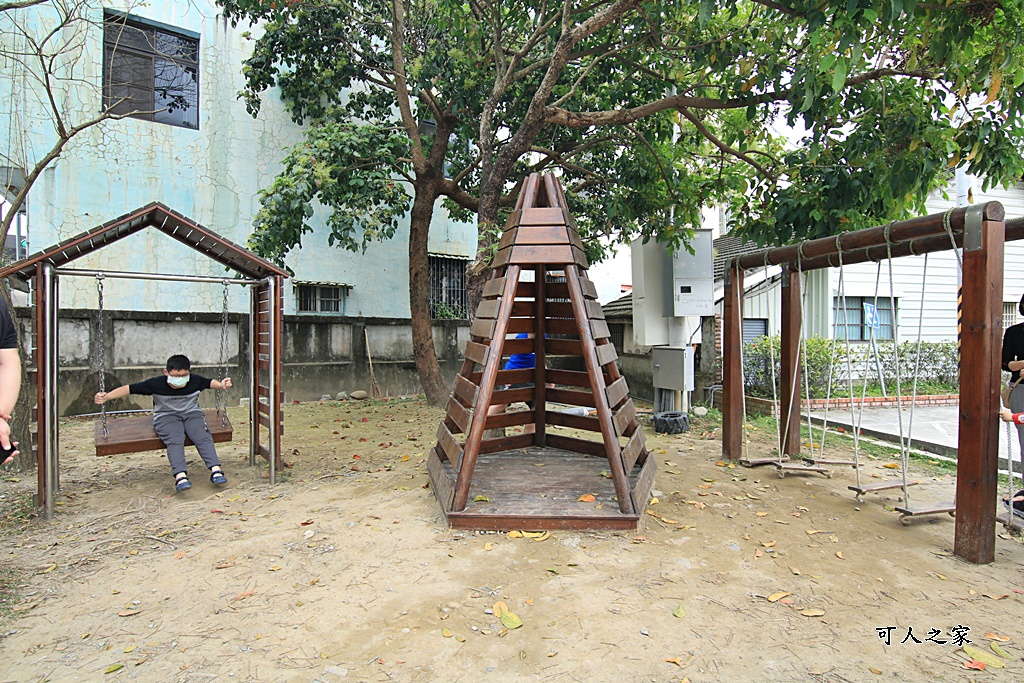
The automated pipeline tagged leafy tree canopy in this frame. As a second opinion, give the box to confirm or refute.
[221,0,1024,258]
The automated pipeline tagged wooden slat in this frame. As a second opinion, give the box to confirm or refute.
[506,318,539,334]
[546,339,583,356]
[605,377,629,409]
[94,410,233,456]
[506,245,575,265]
[453,375,479,406]
[258,412,272,429]
[503,210,522,229]
[539,318,579,336]
[490,386,535,405]
[502,338,534,354]
[469,368,535,386]
[436,422,464,471]
[632,457,656,508]
[621,430,645,471]
[491,247,511,268]
[543,302,574,318]
[519,207,568,226]
[591,319,611,340]
[497,228,518,250]
[484,410,534,430]
[547,387,595,407]
[464,341,490,366]
[470,317,496,340]
[586,300,605,320]
[578,278,598,299]
[510,300,537,317]
[545,433,606,456]
[446,397,471,434]
[514,280,536,298]
[510,226,571,245]
[545,410,600,432]
[479,432,534,454]
[546,368,592,388]
[257,385,270,398]
[476,299,499,319]
[612,400,637,437]
[596,342,618,366]
[572,246,590,269]
[483,277,506,298]
[427,448,455,509]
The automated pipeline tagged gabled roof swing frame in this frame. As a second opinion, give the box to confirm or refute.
[0,203,289,520]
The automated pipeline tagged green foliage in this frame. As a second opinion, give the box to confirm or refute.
[743,335,960,399]
[247,119,412,265]
[219,0,1024,259]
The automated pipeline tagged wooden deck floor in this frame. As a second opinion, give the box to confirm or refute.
[431,446,647,531]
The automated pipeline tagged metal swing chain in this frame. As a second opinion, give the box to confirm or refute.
[97,275,108,439]
[884,225,912,505]
[836,239,864,489]
[763,256,783,463]
[217,281,230,428]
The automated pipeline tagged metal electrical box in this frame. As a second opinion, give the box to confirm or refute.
[669,229,714,317]
[652,346,694,392]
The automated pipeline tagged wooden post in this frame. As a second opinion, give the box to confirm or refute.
[779,265,802,458]
[954,214,1003,564]
[33,264,47,513]
[722,263,744,460]
[533,265,547,445]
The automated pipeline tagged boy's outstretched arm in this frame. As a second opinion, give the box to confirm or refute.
[95,385,131,404]
[210,377,232,390]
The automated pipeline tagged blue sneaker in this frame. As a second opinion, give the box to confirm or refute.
[210,470,227,485]
[175,477,192,492]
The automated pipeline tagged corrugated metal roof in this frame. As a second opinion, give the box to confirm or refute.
[602,293,633,320]
[0,202,289,281]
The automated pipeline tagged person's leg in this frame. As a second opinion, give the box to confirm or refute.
[154,416,190,489]
[182,412,222,472]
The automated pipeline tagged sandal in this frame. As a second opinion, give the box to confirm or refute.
[174,473,192,492]
[210,469,227,485]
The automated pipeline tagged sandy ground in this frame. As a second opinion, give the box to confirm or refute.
[0,398,1022,683]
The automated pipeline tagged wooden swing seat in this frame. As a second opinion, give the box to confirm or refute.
[94,409,233,456]
[775,462,831,478]
[895,502,956,525]
[997,511,1024,531]
[848,480,918,501]
[741,455,790,467]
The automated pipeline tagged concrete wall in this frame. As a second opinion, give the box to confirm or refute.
[16,307,469,416]
[0,0,476,317]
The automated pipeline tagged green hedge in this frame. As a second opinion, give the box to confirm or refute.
[742,335,960,399]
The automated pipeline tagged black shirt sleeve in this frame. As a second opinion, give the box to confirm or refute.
[0,299,18,350]
[128,374,213,396]
[128,376,166,396]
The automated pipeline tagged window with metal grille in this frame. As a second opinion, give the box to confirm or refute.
[296,283,348,314]
[428,255,468,319]
[608,323,625,354]
[1004,302,1018,329]
[833,296,896,341]
[103,12,199,129]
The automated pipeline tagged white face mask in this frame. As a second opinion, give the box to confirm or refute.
[167,374,189,389]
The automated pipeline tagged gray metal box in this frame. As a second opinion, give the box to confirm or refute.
[652,346,694,392]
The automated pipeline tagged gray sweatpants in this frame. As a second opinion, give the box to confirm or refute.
[154,412,221,476]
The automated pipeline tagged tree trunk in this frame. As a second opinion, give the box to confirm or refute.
[408,181,449,407]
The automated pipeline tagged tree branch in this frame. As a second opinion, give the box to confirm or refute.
[677,107,776,181]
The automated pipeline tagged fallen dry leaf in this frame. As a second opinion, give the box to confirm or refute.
[835,551,844,559]
[984,633,1011,642]
[484,543,494,551]
[578,494,596,502]
[761,540,776,548]
[756,512,769,517]
[507,530,523,538]
[964,660,986,671]
[766,592,791,603]
[800,609,826,617]
[868,667,882,675]
[174,551,185,560]
[982,594,1009,600]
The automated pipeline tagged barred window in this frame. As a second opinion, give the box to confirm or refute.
[296,283,349,314]
[1004,302,1018,329]
[429,255,468,319]
[103,12,199,129]
[833,296,896,341]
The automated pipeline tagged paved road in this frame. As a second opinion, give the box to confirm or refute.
[807,404,1023,471]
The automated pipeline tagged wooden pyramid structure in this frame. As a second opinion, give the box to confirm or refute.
[427,173,655,530]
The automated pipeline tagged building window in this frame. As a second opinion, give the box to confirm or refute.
[295,282,349,314]
[608,323,625,354]
[429,255,468,319]
[103,12,200,129]
[833,297,896,341]
[742,318,768,344]
[1004,302,1018,329]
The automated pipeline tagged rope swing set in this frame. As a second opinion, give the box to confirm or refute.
[0,204,288,520]
[722,202,1021,565]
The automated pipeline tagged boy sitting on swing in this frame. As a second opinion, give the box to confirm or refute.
[94,354,232,492]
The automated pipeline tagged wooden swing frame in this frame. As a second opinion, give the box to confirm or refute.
[722,202,1021,565]
[0,203,288,520]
